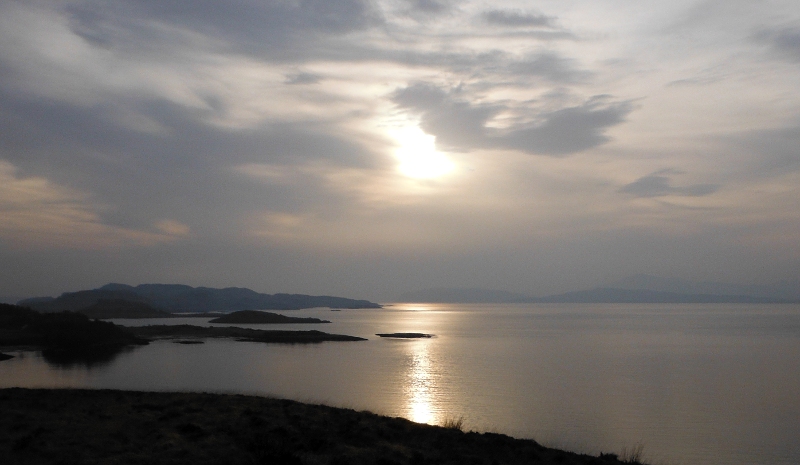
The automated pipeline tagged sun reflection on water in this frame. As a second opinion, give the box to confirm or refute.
[401,303,437,312]
[404,340,440,425]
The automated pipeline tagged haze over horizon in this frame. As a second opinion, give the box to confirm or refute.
[1,0,799,302]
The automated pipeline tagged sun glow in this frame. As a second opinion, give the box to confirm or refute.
[392,126,454,179]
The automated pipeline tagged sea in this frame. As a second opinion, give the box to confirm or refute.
[1,303,799,465]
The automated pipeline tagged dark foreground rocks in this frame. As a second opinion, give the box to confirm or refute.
[0,388,633,465]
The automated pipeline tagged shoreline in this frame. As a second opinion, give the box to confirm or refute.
[0,388,636,465]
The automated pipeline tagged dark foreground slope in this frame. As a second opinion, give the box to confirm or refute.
[0,389,634,465]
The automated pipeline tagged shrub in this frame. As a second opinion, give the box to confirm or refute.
[620,443,645,464]
[440,416,464,431]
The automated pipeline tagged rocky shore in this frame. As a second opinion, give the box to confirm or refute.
[0,388,637,465]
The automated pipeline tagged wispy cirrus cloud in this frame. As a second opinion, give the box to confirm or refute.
[481,10,556,28]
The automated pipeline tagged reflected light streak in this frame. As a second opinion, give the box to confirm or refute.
[403,304,436,312]
[404,340,440,425]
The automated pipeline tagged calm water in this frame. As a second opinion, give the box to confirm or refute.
[2,303,799,465]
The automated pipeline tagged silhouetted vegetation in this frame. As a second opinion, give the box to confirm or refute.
[0,303,148,362]
[619,444,645,464]
[0,388,637,465]
[440,416,465,431]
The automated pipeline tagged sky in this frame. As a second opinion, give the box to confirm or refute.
[1,0,799,301]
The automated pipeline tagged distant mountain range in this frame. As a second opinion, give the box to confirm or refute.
[398,276,800,303]
[18,283,382,313]
[606,274,800,300]
[398,288,531,304]
[532,288,789,304]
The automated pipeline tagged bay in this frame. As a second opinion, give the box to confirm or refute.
[1,303,799,465]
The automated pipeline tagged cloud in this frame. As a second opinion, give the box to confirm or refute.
[1,0,799,299]
[64,0,381,57]
[619,170,719,198]
[754,26,800,62]
[285,72,323,85]
[725,125,800,180]
[154,220,191,237]
[0,161,184,249]
[403,0,454,15]
[481,10,556,28]
[393,84,633,156]
[509,53,592,83]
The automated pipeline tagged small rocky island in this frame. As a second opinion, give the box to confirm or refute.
[208,310,329,324]
[376,333,434,338]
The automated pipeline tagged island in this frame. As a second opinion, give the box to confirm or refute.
[19,283,382,313]
[0,388,639,465]
[127,325,365,343]
[0,303,149,357]
[376,333,434,338]
[0,303,366,365]
[208,310,329,324]
[76,299,174,319]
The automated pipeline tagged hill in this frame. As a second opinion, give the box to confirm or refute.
[19,284,382,313]
[77,299,173,319]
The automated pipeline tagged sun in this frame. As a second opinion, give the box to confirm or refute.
[391,126,454,179]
